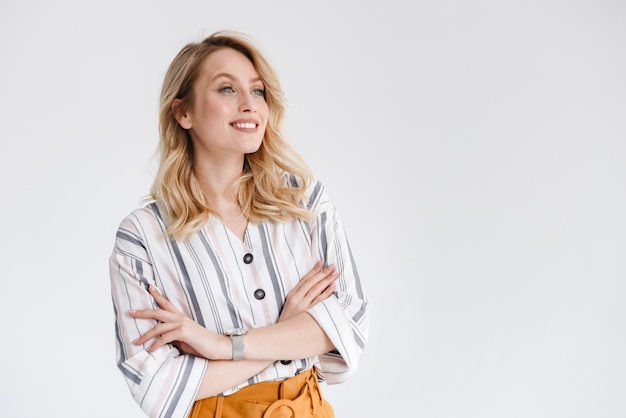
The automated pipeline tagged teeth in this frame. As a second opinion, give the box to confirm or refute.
[233,122,256,129]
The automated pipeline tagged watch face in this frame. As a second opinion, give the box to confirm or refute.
[228,328,247,336]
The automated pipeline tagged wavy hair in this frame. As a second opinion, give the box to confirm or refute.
[150,31,314,240]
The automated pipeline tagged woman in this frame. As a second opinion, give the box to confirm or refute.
[109,31,369,418]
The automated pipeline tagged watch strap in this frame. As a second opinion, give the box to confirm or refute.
[231,334,245,360]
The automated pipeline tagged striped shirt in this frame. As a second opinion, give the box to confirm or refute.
[109,178,369,418]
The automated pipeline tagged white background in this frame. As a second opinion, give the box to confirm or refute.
[1,1,625,417]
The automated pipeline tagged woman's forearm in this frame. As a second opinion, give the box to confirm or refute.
[207,312,334,362]
[244,312,334,361]
[196,312,333,398]
[196,359,273,399]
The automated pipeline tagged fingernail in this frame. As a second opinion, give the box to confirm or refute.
[149,285,162,295]
[129,310,137,314]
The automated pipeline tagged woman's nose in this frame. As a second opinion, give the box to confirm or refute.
[239,92,257,113]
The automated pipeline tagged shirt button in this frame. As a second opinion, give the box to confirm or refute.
[280,360,292,365]
[254,289,265,300]
[243,253,254,264]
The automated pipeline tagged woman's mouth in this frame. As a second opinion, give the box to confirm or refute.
[232,122,257,129]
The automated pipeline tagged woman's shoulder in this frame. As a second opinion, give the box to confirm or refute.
[115,201,167,236]
[282,173,332,213]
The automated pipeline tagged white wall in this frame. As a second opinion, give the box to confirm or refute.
[1,1,625,417]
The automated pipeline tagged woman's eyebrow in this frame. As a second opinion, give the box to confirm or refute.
[211,72,235,81]
[211,73,262,84]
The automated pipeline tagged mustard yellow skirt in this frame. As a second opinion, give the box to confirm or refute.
[189,368,335,418]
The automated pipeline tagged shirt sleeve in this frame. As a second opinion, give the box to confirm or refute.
[109,212,208,418]
[305,180,370,384]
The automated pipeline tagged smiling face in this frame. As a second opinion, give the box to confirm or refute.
[173,47,269,165]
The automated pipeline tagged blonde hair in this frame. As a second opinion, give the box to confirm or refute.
[150,31,313,240]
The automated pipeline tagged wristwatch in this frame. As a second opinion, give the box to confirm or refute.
[226,328,247,360]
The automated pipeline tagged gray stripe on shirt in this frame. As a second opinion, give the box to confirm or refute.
[198,231,241,328]
[258,223,285,311]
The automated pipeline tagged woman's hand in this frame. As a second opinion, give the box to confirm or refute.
[279,260,339,322]
[129,286,229,359]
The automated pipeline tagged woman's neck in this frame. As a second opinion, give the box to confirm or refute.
[193,154,248,240]
[193,154,245,203]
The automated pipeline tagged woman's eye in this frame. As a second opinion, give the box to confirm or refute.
[220,86,235,93]
[252,88,265,97]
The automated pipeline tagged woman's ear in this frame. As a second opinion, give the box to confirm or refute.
[172,99,192,129]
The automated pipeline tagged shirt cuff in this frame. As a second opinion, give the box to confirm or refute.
[306,296,360,384]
